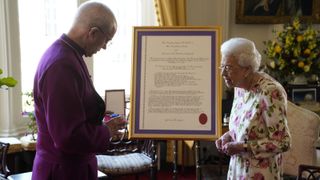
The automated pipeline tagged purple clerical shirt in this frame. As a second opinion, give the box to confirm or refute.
[32,34,110,180]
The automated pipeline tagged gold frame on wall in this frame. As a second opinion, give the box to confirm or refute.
[236,0,320,24]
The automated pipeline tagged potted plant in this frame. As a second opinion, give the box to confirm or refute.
[22,92,37,141]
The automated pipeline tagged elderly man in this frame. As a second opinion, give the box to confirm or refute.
[32,2,125,179]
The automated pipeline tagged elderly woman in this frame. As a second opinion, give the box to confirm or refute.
[215,37,291,179]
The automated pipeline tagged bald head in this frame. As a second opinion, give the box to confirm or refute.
[67,1,117,56]
[72,1,117,36]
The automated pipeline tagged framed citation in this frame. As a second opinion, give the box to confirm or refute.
[129,26,222,140]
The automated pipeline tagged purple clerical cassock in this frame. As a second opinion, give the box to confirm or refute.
[32,34,110,180]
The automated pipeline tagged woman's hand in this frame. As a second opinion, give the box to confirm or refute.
[215,132,232,153]
[222,141,245,156]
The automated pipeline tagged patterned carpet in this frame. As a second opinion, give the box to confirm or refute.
[110,164,297,180]
[112,165,228,180]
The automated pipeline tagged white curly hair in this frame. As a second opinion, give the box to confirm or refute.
[221,37,261,72]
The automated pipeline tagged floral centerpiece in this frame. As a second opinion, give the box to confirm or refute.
[263,17,320,84]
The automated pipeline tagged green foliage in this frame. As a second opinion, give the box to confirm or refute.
[0,68,18,88]
[22,91,37,140]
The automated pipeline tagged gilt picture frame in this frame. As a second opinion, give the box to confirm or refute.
[236,0,320,24]
[129,26,222,140]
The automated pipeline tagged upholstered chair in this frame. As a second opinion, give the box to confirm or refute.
[283,101,320,177]
[0,142,10,179]
[0,142,33,180]
[297,164,320,180]
[96,127,157,179]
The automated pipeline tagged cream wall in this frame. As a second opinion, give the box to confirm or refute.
[186,0,277,60]
[186,0,285,98]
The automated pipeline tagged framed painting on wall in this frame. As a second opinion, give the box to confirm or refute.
[129,26,222,140]
[236,0,320,24]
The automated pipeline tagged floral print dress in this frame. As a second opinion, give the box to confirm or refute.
[227,73,291,180]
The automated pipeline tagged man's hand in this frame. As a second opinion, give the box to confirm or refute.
[263,0,270,11]
[103,116,127,137]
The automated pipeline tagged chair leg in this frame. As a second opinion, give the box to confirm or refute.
[195,141,202,180]
[150,166,157,180]
[150,140,157,180]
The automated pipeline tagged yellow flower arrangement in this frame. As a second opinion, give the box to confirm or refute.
[263,17,320,83]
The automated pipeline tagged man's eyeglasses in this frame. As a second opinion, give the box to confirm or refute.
[93,26,113,47]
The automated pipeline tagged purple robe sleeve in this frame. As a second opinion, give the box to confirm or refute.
[39,60,110,155]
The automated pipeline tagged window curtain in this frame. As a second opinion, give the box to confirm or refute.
[153,0,194,167]
[0,0,25,137]
[153,0,186,26]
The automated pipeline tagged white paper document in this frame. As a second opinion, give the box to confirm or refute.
[139,36,212,131]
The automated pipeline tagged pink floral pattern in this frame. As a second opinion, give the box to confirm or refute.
[252,172,264,180]
[227,73,291,180]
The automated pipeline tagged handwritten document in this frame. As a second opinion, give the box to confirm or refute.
[139,36,213,131]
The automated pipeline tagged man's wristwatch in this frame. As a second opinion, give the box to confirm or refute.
[243,139,248,152]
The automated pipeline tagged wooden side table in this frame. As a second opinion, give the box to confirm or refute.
[20,134,37,151]
[0,137,23,154]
